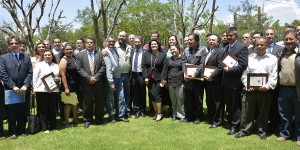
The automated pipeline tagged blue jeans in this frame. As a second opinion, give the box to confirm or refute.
[278,86,300,140]
[121,73,131,114]
[106,77,126,120]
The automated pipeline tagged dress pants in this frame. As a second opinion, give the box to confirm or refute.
[239,90,272,136]
[206,87,224,126]
[0,83,4,136]
[36,92,58,131]
[184,80,204,121]
[268,88,280,132]
[121,73,131,114]
[278,86,300,140]
[7,102,27,135]
[169,83,185,119]
[131,73,146,115]
[223,87,242,130]
[82,87,105,124]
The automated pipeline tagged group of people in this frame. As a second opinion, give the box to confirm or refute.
[0,25,300,146]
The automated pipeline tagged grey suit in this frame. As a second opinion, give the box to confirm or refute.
[76,50,106,124]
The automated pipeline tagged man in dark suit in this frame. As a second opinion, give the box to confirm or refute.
[130,36,146,118]
[264,27,284,133]
[0,35,32,139]
[76,36,106,128]
[203,34,226,128]
[222,27,248,135]
[0,51,5,140]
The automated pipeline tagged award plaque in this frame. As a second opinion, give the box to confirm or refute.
[219,52,238,68]
[184,64,199,78]
[202,65,217,78]
[41,72,58,93]
[247,73,268,90]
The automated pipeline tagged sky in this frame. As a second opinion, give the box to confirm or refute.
[0,0,300,30]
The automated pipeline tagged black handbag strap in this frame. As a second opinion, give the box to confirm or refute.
[29,91,36,115]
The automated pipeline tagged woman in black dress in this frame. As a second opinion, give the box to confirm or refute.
[142,40,167,121]
[59,44,81,127]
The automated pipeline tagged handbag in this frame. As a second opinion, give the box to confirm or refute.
[27,93,40,134]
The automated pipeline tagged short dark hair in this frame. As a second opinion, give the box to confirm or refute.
[264,27,278,37]
[284,30,297,38]
[86,36,96,44]
[226,27,238,35]
[76,38,85,44]
[152,32,159,38]
[7,35,21,45]
[252,31,263,37]
[188,33,200,43]
[42,49,57,64]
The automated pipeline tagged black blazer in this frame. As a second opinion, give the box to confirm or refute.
[204,46,226,89]
[0,52,32,89]
[142,50,167,82]
[222,41,248,89]
[271,44,284,56]
[76,50,106,92]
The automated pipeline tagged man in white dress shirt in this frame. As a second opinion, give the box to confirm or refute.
[235,37,278,140]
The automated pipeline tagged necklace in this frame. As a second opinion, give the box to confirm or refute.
[150,52,159,69]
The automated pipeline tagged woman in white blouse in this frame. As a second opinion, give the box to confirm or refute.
[32,50,60,133]
[31,42,45,70]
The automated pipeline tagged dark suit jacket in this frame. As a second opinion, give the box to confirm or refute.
[142,50,167,82]
[76,50,106,92]
[271,44,284,56]
[222,42,248,89]
[204,46,226,89]
[0,52,32,89]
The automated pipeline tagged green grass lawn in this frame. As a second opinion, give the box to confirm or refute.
[0,109,298,150]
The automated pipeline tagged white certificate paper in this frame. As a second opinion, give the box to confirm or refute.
[44,75,57,90]
[203,68,216,77]
[223,55,238,68]
[187,68,197,76]
[249,76,267,86]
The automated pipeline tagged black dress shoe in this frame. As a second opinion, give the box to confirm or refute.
[209,124,218,128]
[227,129,238,135]
[135,112,140,119]
[96,121,106,126]
[10,135,17,140]
[235,133,246,138]
[83,122,90,129]
[140,112,146,117]
[118,118,129,122]
[193,119,200,124]
[260,135,267,140]
[127,113,131,118]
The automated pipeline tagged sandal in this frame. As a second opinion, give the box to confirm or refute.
[152,112,157,120]
[155,113,163,122]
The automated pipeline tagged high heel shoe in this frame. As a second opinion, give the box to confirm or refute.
[155,113,163,122]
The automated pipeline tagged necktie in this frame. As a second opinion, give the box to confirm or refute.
[14,54,19,61]
[205,49,212,65]
[89,52,94,75]
[133,51,139,72]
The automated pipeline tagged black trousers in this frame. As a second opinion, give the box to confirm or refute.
[240,90,272,136]
[184,80,204,121]
[223,87,242,130]
[82,87,105,124]
[206,87,225,126]
[7,102,27,135]
[268,88,280,132]
[131,74,146,114]
[36,92,58,131]
[0,84,4,136]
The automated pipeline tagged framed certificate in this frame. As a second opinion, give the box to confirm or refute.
[41,72,58,93]
[219,52,238,68]
[247,73,268,90]
[184,64,199,77]
[202,65,217,78]
[5,90,25,105]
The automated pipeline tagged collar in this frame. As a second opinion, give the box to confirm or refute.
[11,51,19,56]
[135,47,143,52]
[269,42,274,48]
[229,40,238,48]
[87,50,95,55]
